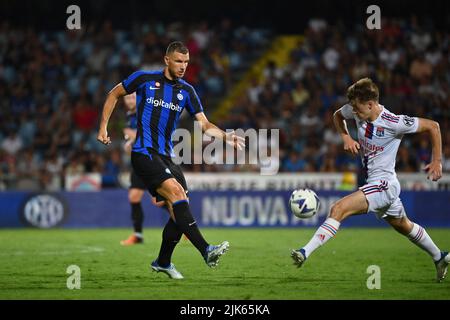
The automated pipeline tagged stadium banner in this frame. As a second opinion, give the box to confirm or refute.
[183,173,450,191]
[0,190,449,228]
[184,173,348,191]
[65,173,102,191]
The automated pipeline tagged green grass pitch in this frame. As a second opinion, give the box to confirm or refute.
[0,228,449,300]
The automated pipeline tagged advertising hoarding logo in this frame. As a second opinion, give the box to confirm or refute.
[21,194,68,228]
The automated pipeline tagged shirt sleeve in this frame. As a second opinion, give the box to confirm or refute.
[185,85,204,116]
[393,114,419,135]
[121,71,147,94]
[338,104,354,120]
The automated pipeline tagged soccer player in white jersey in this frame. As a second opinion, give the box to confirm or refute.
[291,78,449,282]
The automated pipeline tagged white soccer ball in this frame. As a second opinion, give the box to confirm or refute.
[289,189,320,219]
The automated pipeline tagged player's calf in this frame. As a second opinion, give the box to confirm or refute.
[329,202,345,221]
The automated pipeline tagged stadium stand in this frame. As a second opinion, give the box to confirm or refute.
[215,17,450,175]
[0,20,271,190]
[0,16,448,190]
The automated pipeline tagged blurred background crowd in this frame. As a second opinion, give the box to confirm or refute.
[0,13,449,190]
[0,19,270,190]
[215,16,450,175]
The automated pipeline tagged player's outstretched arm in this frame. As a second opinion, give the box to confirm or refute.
[416,118,442,181]
[194,112,245,150]
[333,109,360,155]
[97,83,127,145]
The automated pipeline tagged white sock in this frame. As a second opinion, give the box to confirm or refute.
[302,218,340,258]
[134,232,143,239]
[407,223,441,261]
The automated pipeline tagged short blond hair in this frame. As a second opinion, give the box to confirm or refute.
[347,78,379,104]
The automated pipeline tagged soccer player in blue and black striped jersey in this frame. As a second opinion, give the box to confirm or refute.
[98,41,245,279]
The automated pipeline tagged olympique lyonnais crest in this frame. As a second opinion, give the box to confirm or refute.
[375,126,384,137]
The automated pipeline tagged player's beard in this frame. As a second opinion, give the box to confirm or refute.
[168,67,183,80]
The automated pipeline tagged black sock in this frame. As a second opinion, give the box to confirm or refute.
[157,218,182,267]
[172,200,209,256]
[131,203,144,235]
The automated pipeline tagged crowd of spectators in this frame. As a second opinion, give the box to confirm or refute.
[0,19,270,190]
[1,16,449,190]
[215,16,450,176]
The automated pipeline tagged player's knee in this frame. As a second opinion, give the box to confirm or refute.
[173,186,187,200]
[128,189,143,203]
[167,184,187,202]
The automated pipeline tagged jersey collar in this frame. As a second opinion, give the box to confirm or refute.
[162,69,180,85]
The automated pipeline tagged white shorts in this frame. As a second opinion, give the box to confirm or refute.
[359,179,406,219]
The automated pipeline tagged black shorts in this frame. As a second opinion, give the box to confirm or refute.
[130,170,146,190]
[131,149,188,202]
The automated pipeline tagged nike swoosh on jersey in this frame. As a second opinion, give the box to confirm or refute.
[149,86,160,90]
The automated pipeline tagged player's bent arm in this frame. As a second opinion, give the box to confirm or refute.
[416,118,442,181]
[333,109,360,155]
[97,83,128,145]
[195,112,226,138]
[416,118,442,162]
[194,112,245,150]
[333,109,351,138]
